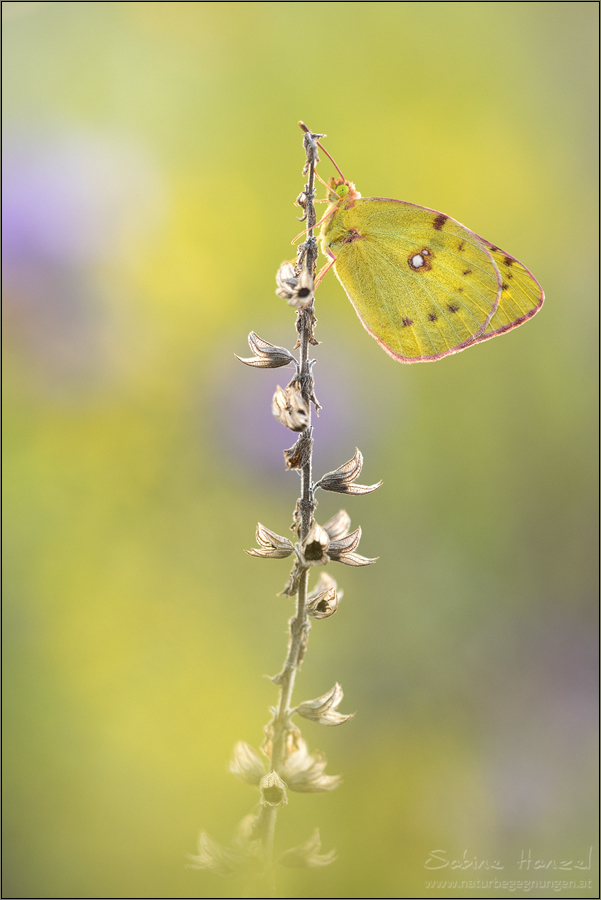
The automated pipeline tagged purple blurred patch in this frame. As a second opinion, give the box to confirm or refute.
[2,125,165,386]
[3,127,164,265]
[203,337,403,485]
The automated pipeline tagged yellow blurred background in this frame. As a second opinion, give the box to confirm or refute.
[3,2,598,897]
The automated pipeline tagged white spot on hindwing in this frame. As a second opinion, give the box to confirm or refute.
[411,254,424,268]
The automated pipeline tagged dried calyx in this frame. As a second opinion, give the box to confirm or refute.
[298,511,378,568]
[275,262,314,309]
[259,770,288,808]
[279,827,337,868]
[306,571,340,619]
[284,428,314,470]
[236,331,296,369]
[246,524,294,560]
[295,682,353,726]
[315,447,382,495]
[272,379,310,432]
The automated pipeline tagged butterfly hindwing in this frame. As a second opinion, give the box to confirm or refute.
[474,237,544,341]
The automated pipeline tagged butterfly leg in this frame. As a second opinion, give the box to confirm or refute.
[291,204,340,245]
[315,250,337,289]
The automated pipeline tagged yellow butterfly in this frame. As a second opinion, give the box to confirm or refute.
[317,169,544,364]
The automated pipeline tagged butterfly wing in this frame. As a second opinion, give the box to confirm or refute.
[321,197,541,363]
[474,237,544,341]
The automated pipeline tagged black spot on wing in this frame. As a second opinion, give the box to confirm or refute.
[432,214,448,231]
[402,317,413,327]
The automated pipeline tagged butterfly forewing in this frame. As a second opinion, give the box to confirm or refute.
[321,198,503,363]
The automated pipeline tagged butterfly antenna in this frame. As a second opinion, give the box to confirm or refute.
[298,121,346,181]
[314,139,346,181]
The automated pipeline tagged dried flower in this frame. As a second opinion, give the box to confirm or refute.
[236,331,296,369]
[307,586,338,618]
[246,523,294,560]
[306,572,340,619]
[259,770,288,808]
[315,448,382,495]
[284,428,313,470]
[275,262,314,309]
[232,811,262,848]
[279,828,336,868]
[298,512,378,568]
[275,261,299,299]
[188,831,242,875]
[229,742,265,786]
[281,737,341,793]
[232,811,264,863]
[272,381,310,432]
[328,525,378,567]
[321,510,352,541]
[298,522,331,567]
[296,683,354,726]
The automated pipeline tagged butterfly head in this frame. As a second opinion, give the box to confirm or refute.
[327,177,361,207]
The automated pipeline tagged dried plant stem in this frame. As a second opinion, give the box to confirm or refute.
[262,128,320,874]
[191,123,377,888]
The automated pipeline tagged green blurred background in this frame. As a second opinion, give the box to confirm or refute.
[3,2,598,898]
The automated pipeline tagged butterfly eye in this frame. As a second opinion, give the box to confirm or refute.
[336,183,350,199]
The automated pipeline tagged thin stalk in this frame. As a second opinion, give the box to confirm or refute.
[192,122,371,889]
[262,126,321,875]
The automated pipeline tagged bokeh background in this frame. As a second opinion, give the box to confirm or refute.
[3,3,598,898]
